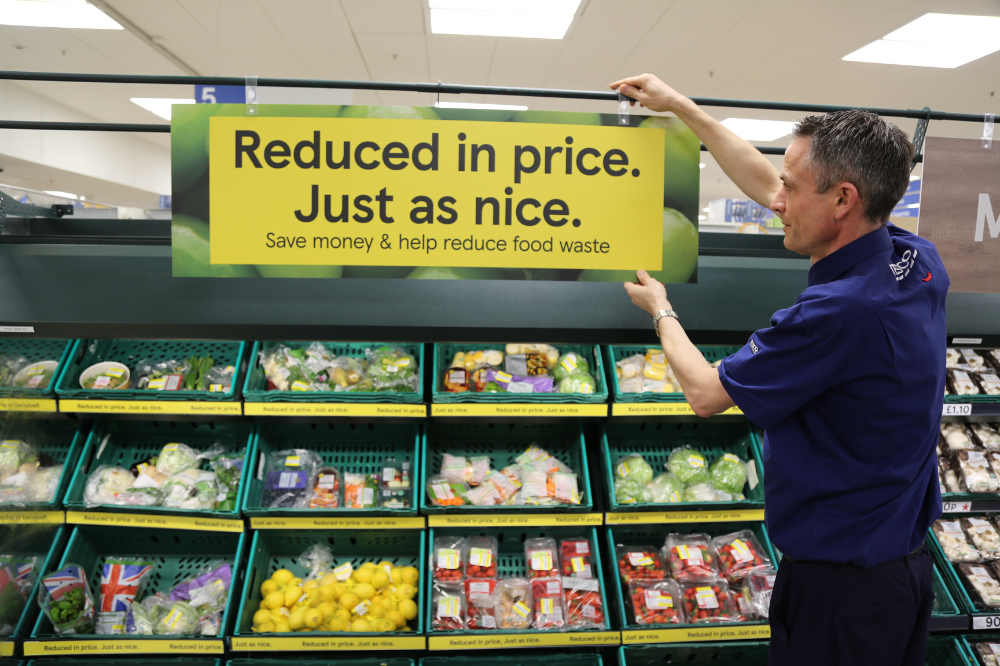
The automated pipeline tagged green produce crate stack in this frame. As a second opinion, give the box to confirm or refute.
[242,341,425,404]
[431,343,609,404]
[242,422,421,518]
[62,421,254,520]
[963,633,1000,665]
[55,339,247,401]
[932,559,968,627]
[602,422,764,510]
[0,420,87,513]
[1,525,68,644]
[928,527,997,622]
[0,338,74,399]
[29,525,247,645]
[603,345,741,403]
[421,421,593,514]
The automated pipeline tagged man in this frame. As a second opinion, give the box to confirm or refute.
[611,73,947,666]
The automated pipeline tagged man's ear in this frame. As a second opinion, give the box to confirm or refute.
[834,182,861,221]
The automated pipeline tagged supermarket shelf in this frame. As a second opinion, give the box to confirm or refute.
[621,622,770,644]
[0,510,64,525]
[426,513,603,528]
[611,403,743,417]
[426,631,620,650]
[65,510,244,532]
[941,498,1000,513]
[22,638,224,656]
[431,403,608,417]
[58,399,242,415]
[244,402,426,417]
[929,614,970,632]
[249,515,426,529]
[605,509,765,524]
[230,635,427,651]
[0,641,12,657]
[0,397,57,412]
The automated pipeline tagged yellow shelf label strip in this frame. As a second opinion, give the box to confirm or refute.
[244,402,426,417]
[0,641,13,657]
[230,635,426,651]
[428,631,620,650]
[432,403,608,417]
[428,513,603,528]
[59,399,242,415]
[0,397,58,413]
[606,509,765,524]
[66,511,244,533]
[611,402,743,417]
[250,515,425,529]
[0,510,64,525]
[23,639,224,655]
[622,623,770,644]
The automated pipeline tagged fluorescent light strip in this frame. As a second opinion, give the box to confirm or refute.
[721,118,796,142]
[44,190,77,200]
[843,12,1000,68]
[436,102,528,111]
[429,0,581,15]
[0,0,121,29]
[131,98,195,121]
[431,8,574,38]
[699,163,706,169]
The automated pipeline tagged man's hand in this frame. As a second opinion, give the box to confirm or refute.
[609,74,690,114]
[624,270,671,317]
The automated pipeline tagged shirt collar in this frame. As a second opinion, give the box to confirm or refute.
[807,224,893,287]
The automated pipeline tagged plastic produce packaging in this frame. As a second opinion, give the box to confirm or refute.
[84,466,160,508]
[552,352,590,381]
[208,450,243,511]
[495,578,533,629]
[963,517,1000,559]
[344,472,379,509]
[629,579,684,625]
[711,531,771,583]
[667,447,710,486]
[741,568,776,620]
[973,642,1000,666]
[465,578,498,629]
[11,360,58,390]
[309,467,340,509]
[0,440,35,475]
[559,538,593,579]
[155,443,201,477]
[161,469,218,510]
[710,454,748,495]
[202,364,235,393]
[933,520,982,562]
[647,473,684,503]
[959,563,1000,608]
[663,535,721,582]
[263,449,321,508]
[466,536,498,579]
[615,477,652,505]
[379,458,412,509]
[941,424,975,453]
[440,454,473,485]
[958,450,1000,492]
[0,554,38,635]
[433,583,466,632]
[132,359,187,391]
[38,564,95,634]
[525,538,559,579]
[564,577,604,629]
[950,369,980,395]
[426,474,468,507]
[366,345,418,392]
[152,599,200,635]
[974,424,1000,450]
[81,363,130,390]
[556,372,597,394]
[680,581,738,623]
[615,545,667,584]
[530,577,566,630]
[95,557,154,635]
[683,482,729,503]
[434,536,467,582]
[615,454,654,484]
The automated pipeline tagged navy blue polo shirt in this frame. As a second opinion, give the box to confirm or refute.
[718,223,948,567]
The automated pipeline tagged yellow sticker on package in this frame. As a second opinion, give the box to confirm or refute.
[208,116,665,270]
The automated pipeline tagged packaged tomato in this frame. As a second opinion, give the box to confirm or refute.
[663,534,721,582]
[741,568,776,619]
[629,579,685,626]
[466,536,498,579]
[530,577,566,630]
[711,531,771,583]
[433,536,467,582]
[680,581,738,623]
[432,581,467,631]
[496,578,533,629]
[559,537,594,579]
[615,544,667,584]
[525,537,559,578]
[564,577,605,629]
[466,578,498,629]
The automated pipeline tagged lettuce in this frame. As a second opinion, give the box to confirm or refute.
[647,472,684,503]
[614,454,654,484]
[710,454,748,495]
[556,372,597,395]
[667,447,710,486]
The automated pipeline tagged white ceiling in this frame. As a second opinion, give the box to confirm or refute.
[1,0,999,209]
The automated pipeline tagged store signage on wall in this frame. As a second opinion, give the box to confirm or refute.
[170,104,700,282]
[918,137,1000,293]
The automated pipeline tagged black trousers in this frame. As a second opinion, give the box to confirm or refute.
[768,544,933,666]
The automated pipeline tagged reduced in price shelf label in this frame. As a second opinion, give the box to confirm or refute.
[23,639,224,655]
[66,511,243,533]
[0,397,58,412]
[230,635,426,651]
[0,510,64,525]
[427,631,620,650]
[606,509,764,524]
[974,615,1000,630]
[427,513,603,528]
[250,515,425,529]
[432,403,608,417]
[622,623,770,643]
[611,403,743,417]
[0,641,13,657]
[244,402,426,417]
[59,399,242,415]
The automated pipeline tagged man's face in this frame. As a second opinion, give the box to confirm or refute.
[770,136,840,261]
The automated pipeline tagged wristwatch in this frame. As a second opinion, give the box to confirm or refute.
[653,309,680,334]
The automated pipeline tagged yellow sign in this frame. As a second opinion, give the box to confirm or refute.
[251,515,425,529]
[230,635,426,651]
[0,397,58,412]
[606,509,764,524]
[428,631,620,650]
[0,510,64,524]
[59,400,242,415]
[611,402,743,416]
[209,117,665,270]
[23,639,224,655]
[622,623,770,643]
[428,513,602,528]
[66,511,244,533]
[0,641,13,657]
[244,402,425,417]
[432,403,607,417]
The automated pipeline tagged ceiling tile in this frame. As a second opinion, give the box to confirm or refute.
[215,32,307,76]
[571,0,674,45]
[488,38,566,87]
[427,34,496,84]
[355,33,429,81]
[545,40,620,91]
[637,0,764,52]
[258,0,331,34]
[341,0,425,34]
[214,0,277,32]
[176,0,221,32]
[705,1,840,56]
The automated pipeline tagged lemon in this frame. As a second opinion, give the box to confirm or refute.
[379,597,395,612]
[303,580,319,592]
[330,617,348,632]
[317,602,335,619]
[284,585,304,608]
[253,609,272,626]
[387,609,405,629]
[398,599,417,620]
[395,583,416,600]
[291,577,303,587]
[299,627,313,632]
[376,618,396,632]
[304,609,323,629]
[353,583,376,601]
[318,584,336,602]
[350,619,372,632]
[339,592,360,610]
[258,599,268,611]
[332,582,348,598]
[264,591,286,610]
[390,567,403,584]
[369,605,386,620]
[254,620,275,633]
[320,573,338,587]
[275,619,291,633]
[353,568,374,585]
[371,571,390,590]
[360,562,377,571]
[400,567,419,585]
[261,579,279,596]
[335,609,351,623]
[271,569,294,586]
[289,609,307,631]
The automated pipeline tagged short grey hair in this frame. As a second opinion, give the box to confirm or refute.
[793,110,913,226]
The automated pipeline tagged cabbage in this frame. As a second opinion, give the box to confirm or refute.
[614,454,653,484]
[710,453,748,494]
[556,372,597,395]
[667,447,710,486]
[155,443,200,477]
[647,472,684,503]
[152,600,199,635]
[682,482,722,502]
[552,352,590,381]
[161,469,218,510]
[0,440,34,475]
[614,477,651,504]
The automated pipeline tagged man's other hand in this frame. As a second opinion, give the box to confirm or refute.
[609,73,688,114]
[625,270,670,316]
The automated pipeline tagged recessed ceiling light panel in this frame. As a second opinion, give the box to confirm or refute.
[131,98,195,121]
[0,0,122,29]
[721,118,796,142]
[436,102,528,111]
[843,12,1000,68]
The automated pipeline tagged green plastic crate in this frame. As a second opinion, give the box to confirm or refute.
[603,345,741,403]
[0,339,74,398]
[932,558,968,624]
[431,344,608,404]
[606,523,776,632]
[963,633,1000,665]
[421,422,593,514]
[931,636,976,666]
[28,661,218,666]
[425,527,610,637]
[62,420,254,520]
[30,524,246,641]
[235,660,411,666]
[928,527,1000,624]
[242,341,425,404]
[1,420,86,512]
[233,528,426,638]
[423,655,601,666]
[602,422,764,511]
[241,422,421,517]
[619,642,769,666]
[54,339,246,402]
[2,524,68,641]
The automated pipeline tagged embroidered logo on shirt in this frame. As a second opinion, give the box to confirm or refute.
[889,249,917,281]
[749,339,759,354]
